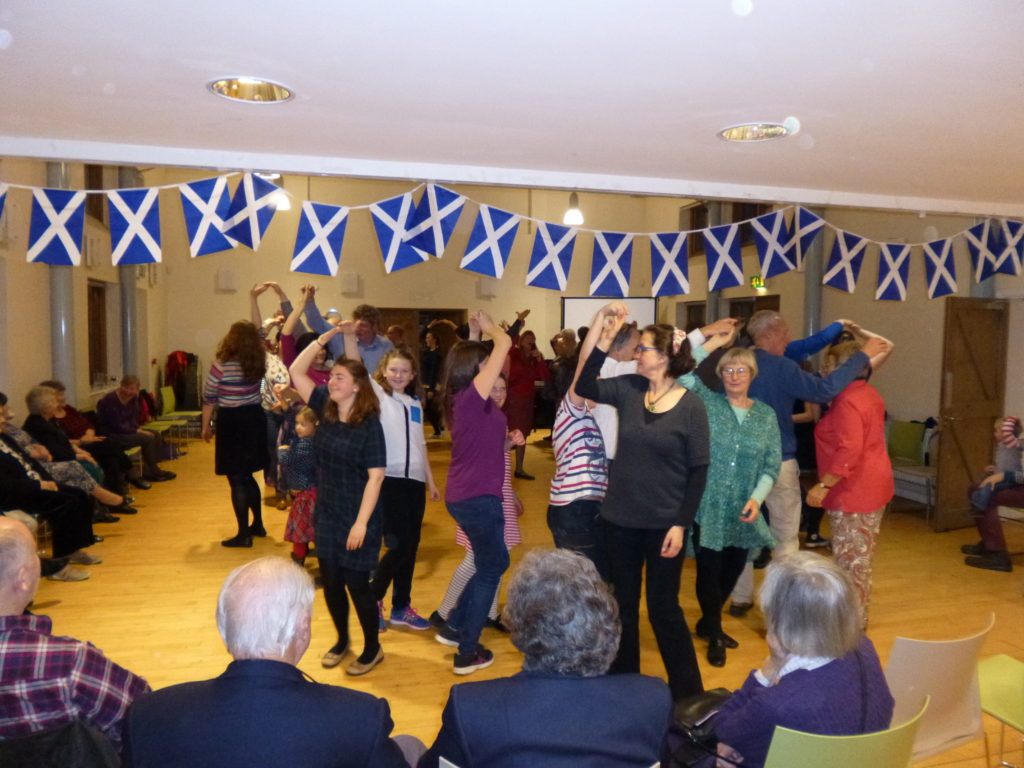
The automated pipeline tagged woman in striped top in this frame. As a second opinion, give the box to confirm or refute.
[201,321,268,548]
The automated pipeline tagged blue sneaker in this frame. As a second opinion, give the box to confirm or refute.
[390,605,431,630]
[377,601,387,633]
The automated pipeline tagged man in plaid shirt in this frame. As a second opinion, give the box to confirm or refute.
[0,516,150,751]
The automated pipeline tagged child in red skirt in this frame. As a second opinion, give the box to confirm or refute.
[280,406,318,564]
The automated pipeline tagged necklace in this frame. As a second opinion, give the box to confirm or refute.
[645,382,677,412]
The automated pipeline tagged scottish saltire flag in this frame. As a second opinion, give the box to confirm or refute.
[460,205,521,278]
[224,173,280,251]
[404,184,465,259]
[704,223,743,291]
[0,184,7,224]
[923,238,957,298]
[990,219,1024,276]
[291,201,349,276]
[371,192,425,274]
[650,232,690,297]
[180,177,238,258]
[107,188,161,265]
[526,222,576,290]
[964,219,997,283]
[750,210,796,279]
[875,243,910,301]
[589,232,633,297]
[822,231,868,293]
[27,189,87,265]
[793,207,825,270]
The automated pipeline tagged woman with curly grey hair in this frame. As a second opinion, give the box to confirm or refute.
[420,549,672,767]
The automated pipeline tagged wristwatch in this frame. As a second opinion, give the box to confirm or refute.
[816,482,831,490]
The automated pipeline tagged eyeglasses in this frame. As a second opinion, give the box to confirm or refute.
[722,367,750,377]
[635,345,660,353]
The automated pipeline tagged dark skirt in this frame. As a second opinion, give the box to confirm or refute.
[505,392,536,437]
[214,404,267,476]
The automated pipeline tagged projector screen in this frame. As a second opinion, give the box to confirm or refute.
[560,297,659,334]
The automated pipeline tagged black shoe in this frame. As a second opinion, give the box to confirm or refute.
[752,547,772,569]
[695,627,738,649]
[434,624,460,648]
[454,647,494,675]
[249,524,268,537]
[93,510,120,523]
[40,557,70,577]
[128,477,152,490]
[146,470,176,482]
[486,616,509,633]
[221,535,253,548]
[110,504,138,515]
[707,638,727,667]
[965,552,1012,572]
[428,610,448,628]
[961,541,987,556]
[513,470,535,480]
[728,602,753,618]
[121,496,135,505]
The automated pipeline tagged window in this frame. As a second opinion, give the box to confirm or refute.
[87,280,108,388]
[680,203,707,256]
[733,202,772,246]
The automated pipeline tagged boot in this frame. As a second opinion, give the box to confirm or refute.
[964,551,1012,572]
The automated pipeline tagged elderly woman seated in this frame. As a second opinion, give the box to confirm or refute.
[711,552,894,768]
[419,548,672,767]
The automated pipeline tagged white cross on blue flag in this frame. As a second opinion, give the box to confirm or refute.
[964,220,997,283]
[371,193,426,274]
[923,239,957,298]
[750,210,796,279]
[107,188,161,266]
[224,173,280,251]
[990,219,1023,276]
[460,205,520,278]
[291,201,349,276]
[27,189,87,265]
[650,233,690,297]
[526,222,576,291]
[180,177,238,258]
[875,243,910,301]
[823,231,868,293]
[793,207,825,270]
[404,184,465,260]
[704,223,743,291]
[589,232,633,297]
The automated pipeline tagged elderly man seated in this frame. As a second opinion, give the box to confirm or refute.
[96,375,175,488]
[420,548,673,767]
[124,557,413,767]
[0,517,150,751]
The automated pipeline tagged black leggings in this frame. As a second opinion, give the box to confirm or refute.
[371,477,426,610]
[320,558,380,664]
[227,473,261,537]
[692,523,748,639]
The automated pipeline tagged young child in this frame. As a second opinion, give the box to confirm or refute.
[279,406,318,564]
[432,373,525,633]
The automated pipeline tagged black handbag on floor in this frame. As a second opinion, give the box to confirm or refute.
[666,687,735,768]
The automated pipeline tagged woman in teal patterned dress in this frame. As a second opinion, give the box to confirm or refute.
[680,334,780,668]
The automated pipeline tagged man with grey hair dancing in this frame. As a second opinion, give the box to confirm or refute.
[125,557,410,767]
[420,549,672,767]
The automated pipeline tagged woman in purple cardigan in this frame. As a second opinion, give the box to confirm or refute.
[712,552,894,767]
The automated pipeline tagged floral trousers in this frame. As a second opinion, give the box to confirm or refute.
[826,506,885,623]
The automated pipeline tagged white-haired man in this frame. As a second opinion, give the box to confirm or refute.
[0,516,150,751]
[124,557,409,767]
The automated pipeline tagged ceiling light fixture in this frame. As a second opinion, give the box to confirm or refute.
[563,192,584,226]
[207,77,294,104]
[718,122,789,142]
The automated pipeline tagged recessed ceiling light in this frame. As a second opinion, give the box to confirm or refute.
[207,77,294,104]
[718,122,789,142]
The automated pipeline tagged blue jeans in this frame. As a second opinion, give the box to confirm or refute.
[547,499,608,581]
[446,495,509,656]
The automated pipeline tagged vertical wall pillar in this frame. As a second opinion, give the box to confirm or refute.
[705,202,724,322]
[46,162,77,388]
[802,206,825,336]
[118,166,140,375]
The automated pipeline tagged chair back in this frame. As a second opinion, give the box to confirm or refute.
[884,614,993,759]
[888,420,926,465]
[160,385,177,415]
[763,696,928,768]
[978,654,1024,732]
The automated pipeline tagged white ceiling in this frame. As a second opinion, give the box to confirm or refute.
[1,0,1022,216]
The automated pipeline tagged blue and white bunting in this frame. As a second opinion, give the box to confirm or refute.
[370,192,425,274]
[27,189,86,266]
[793,207,825,270]
[107,188,161,266]
[290,201,349,276]
[650,232,690,297]
[875,243,910,301]
[923,239,957,298]
[991,219,1023,276]
[823,231,868,293]
[704,223,743,291]
[0,184,7,224]
[964,219,997,283]
[750,210,796,279]
[526,222,576,291]
[224,173,280,251]
[460,205,520,278]
[404,184,465,260]
[180,177,238,258]
[589,232,633,297]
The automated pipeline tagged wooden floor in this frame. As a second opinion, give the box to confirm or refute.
[35,433,1024,765]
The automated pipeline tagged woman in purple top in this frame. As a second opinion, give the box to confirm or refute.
[437,309,512,676]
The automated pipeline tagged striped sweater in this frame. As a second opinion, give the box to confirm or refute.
[203,361,262,408]
[548,396,609,506]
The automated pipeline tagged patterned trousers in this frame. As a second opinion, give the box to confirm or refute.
[826,507,885,623]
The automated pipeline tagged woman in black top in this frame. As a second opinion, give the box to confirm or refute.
[421,330,443,438]
[575,302,710,701]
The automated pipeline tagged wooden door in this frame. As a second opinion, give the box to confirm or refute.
[933,297,1009,531]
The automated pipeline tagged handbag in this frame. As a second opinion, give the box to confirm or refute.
[667,687,735,768]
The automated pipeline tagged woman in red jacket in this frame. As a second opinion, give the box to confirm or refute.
[504,328,549,480]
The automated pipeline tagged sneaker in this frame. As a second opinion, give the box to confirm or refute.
[804,533,829,549]
[435,624,460,648]
[428,610,448,628]
[390,605,431,630]
[377,601,388,633]
[454,647,494,675]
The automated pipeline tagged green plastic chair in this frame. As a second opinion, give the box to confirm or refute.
[978,654,1024,768]
[763,697,928,768]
